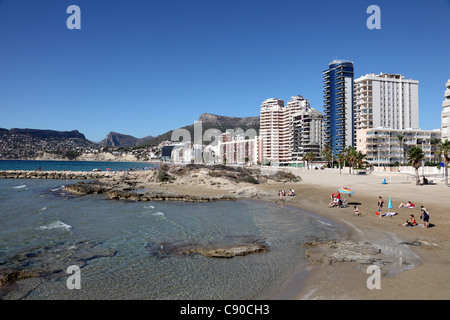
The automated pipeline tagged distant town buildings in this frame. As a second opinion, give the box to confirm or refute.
[323,60,355,156]
[441,79,450,141]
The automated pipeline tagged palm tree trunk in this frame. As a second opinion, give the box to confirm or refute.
[415,168,419,185]
[445,161,448,186]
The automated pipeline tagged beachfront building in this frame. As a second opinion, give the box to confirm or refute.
[217,133,261,165]
[323,60,355,156]
[291,102,324,162]
[441,79,450,141]
[354,73,419,137]
[356,127,441,166]
[260,96,307,165]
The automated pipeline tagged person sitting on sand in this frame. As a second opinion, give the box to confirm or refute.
[399,201,415,208]
[402,214,418,227]
[328,198,338,208]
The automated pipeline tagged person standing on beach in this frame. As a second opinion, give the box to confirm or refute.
[420,206,431,228]
[354,206,361,216]
[377,196,384,216]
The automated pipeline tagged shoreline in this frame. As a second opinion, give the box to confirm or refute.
[2,167,450,300]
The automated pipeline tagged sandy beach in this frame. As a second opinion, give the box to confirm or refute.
[3,165,450,300]
[134,166,450,300]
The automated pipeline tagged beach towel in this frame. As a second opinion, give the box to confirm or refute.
[382,212,397,217]
[404,224,425,227]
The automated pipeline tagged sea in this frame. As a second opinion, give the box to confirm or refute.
[0,160,347,300]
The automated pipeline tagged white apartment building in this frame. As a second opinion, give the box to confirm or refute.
[218,133,261,165]
[441,79,450,141]
[260,95,309,164]
[356,127,441,166]
[354,73,419,136]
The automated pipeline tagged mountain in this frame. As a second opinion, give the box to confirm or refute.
[0,128,97,160]
[7,128,87,140]
[142,113,260,146]
[99,132,154,148]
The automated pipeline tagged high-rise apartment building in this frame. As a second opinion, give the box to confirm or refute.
[260,95,308,164]
[354,73,419,135]
[323,60,354,156]
[291,97,324,162]
[441,79,450,141]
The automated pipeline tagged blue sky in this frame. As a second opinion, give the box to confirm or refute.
[0,0,449,142]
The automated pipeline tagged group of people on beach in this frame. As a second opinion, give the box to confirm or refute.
[328,190,343,208]
[328,193,432,228]
[278,189,295,199]
[401,206,431,228]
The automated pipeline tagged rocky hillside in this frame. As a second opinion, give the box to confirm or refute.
[99,132,153,148]
[142,113,260,146]
[0,128,97,160]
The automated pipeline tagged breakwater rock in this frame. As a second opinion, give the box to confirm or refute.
[0,170,112,180]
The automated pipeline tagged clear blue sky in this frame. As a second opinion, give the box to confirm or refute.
[1,0,449,142]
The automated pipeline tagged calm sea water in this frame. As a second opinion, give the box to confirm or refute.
[0,162,347,300]
[0,160,155,172]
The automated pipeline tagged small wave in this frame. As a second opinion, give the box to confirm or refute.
[39,207,48,213]
[153,211,165,218]
[12,185,27,189]
[37,221,72,231]
[144,205,155,210]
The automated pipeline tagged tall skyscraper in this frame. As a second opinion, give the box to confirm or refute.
[354,73,419,132]
[323,60,354,156]
[441,79,450,141]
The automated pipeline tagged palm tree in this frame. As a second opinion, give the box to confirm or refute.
[343,146,358,174]
[407,146,424,185]
[337,152,345,174]
[396,134,404,166]
[355,151,367,169]
[430,137,441,164]
[321,144,333,168]
[304,152,315,170]
[437,139,450,186]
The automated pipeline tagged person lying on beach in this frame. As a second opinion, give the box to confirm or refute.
[402,214,418,227]
[399,201,415,208]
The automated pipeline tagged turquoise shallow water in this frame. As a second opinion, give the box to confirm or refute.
[0,177,346,300]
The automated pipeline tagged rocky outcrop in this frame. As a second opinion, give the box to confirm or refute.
[146,242,269,259]
[63,181,236,202]
[188,244,269,258]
